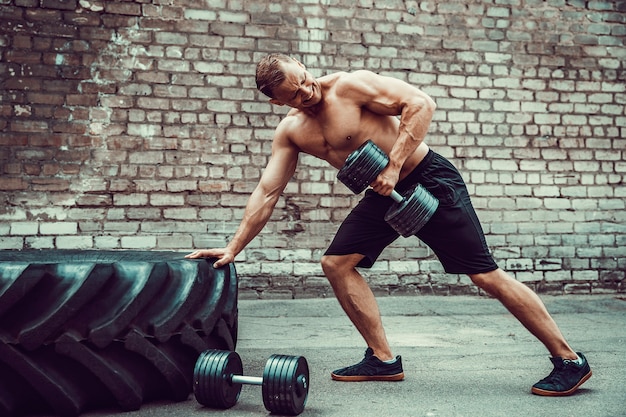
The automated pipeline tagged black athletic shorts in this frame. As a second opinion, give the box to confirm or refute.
[324,150,499,274]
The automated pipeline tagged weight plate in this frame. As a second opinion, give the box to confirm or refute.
[262,354,309,416]
[262,354,283,414]
[385,183,439,237]
[193,350,242,409]
[338,140,389,194]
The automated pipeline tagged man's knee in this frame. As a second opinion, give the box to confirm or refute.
[321,254,363,277]
[469,268,521,297]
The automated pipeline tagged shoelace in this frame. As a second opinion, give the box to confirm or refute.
[539,361,576,385]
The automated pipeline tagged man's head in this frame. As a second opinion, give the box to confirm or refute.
[256,54,322,109]
[255,53,294,99]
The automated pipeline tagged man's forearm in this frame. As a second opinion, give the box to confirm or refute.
[389,96,436,170]
[225,187,279,256]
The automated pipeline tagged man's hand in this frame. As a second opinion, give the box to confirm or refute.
[185,248,235,268]
[370,166,400,197]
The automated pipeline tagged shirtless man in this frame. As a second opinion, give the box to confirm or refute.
[187,53,591,396]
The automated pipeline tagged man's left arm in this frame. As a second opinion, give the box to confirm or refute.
[345,71,436,195]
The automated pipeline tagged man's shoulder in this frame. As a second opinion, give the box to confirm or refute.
[326,70,377,96]
[274,112,307,143]
[322,70,373,86]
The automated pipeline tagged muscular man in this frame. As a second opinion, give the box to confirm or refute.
[187,53,591,396]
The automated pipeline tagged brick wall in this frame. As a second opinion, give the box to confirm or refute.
[1,0,624,298]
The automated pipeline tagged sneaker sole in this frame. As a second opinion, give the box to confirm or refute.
[331,372,405,382]
[531,370,592,396]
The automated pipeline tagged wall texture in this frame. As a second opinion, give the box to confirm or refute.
[0,0,624,298]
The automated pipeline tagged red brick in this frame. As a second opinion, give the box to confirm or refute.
[3,164,22,175]
[43,52,82,66]
[3,78,42,90]
[21,64,58,78]
[95,68,132,82]
[12,35,32,49]
[26,92,65,105]
[42,164,60,176]
[42,79,79,93]
[0,178,29,191]
[175,19,209,33]
[53,108,71,119]
[25,9,62,21]
[52,122,86,134]
[63,12,101,26]
[141,18,177,31]
[76,195,113,206]
[33,106,54,118]
[68,108,91,121]
[0,106,12,117]
[104,3,141,16]
[108,136,144,150]
[142,4,184,20]
[79,26,115,41]
[0,133,28,146]
[66,94,98,106]
[81,53,98,66]
[15,149,55,161]
[11,120,49,133]
[136,72,170,84]
[29,135,66,147]
[68,135,101,148]
[32,37,53,51]
[52,39,90,52]
[39,23,78,38]
[102,15,139,28]
[23,164,41,175]
[41,0,77,10]
[109,179,131,192]
[62,164,81,175]
[58,66,91,79]
[5,50,42,64]
[100,96,134,109]
[55,149,90,162]
[0,5,24,19]
[109,109,127,123]
[15,0,38,5]
[79,82,117,94]
[31,179,70,192]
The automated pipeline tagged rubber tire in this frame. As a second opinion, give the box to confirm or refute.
[0,250,238,417]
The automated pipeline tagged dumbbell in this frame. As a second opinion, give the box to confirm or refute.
[337,140,439,237]
[193,349,309,416]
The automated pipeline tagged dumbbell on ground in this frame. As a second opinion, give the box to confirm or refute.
[193,349,309,416]
[337,140,439,237]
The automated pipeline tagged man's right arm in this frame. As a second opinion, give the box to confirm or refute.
[186,128,299,267]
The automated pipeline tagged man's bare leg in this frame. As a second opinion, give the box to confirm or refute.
[321,254,394,361]
[469,268,577,360]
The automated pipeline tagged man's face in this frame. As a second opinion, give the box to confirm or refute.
[269,60,321,109]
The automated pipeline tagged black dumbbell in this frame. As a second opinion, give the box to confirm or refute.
[337,140,439,237]
[193,349,309,416]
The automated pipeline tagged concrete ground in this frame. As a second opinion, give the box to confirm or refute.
[50,295,626,417]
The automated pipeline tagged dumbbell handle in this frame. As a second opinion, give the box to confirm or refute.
[389,189,403,204]
[231,374,263,385]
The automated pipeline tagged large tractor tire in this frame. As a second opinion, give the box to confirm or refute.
[0,250,238,417]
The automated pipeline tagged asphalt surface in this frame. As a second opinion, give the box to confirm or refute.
[44,295,626,417]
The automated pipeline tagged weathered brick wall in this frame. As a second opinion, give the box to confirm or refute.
[1,0,624,298]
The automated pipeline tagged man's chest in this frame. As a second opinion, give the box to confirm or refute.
[306,103,364,149]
